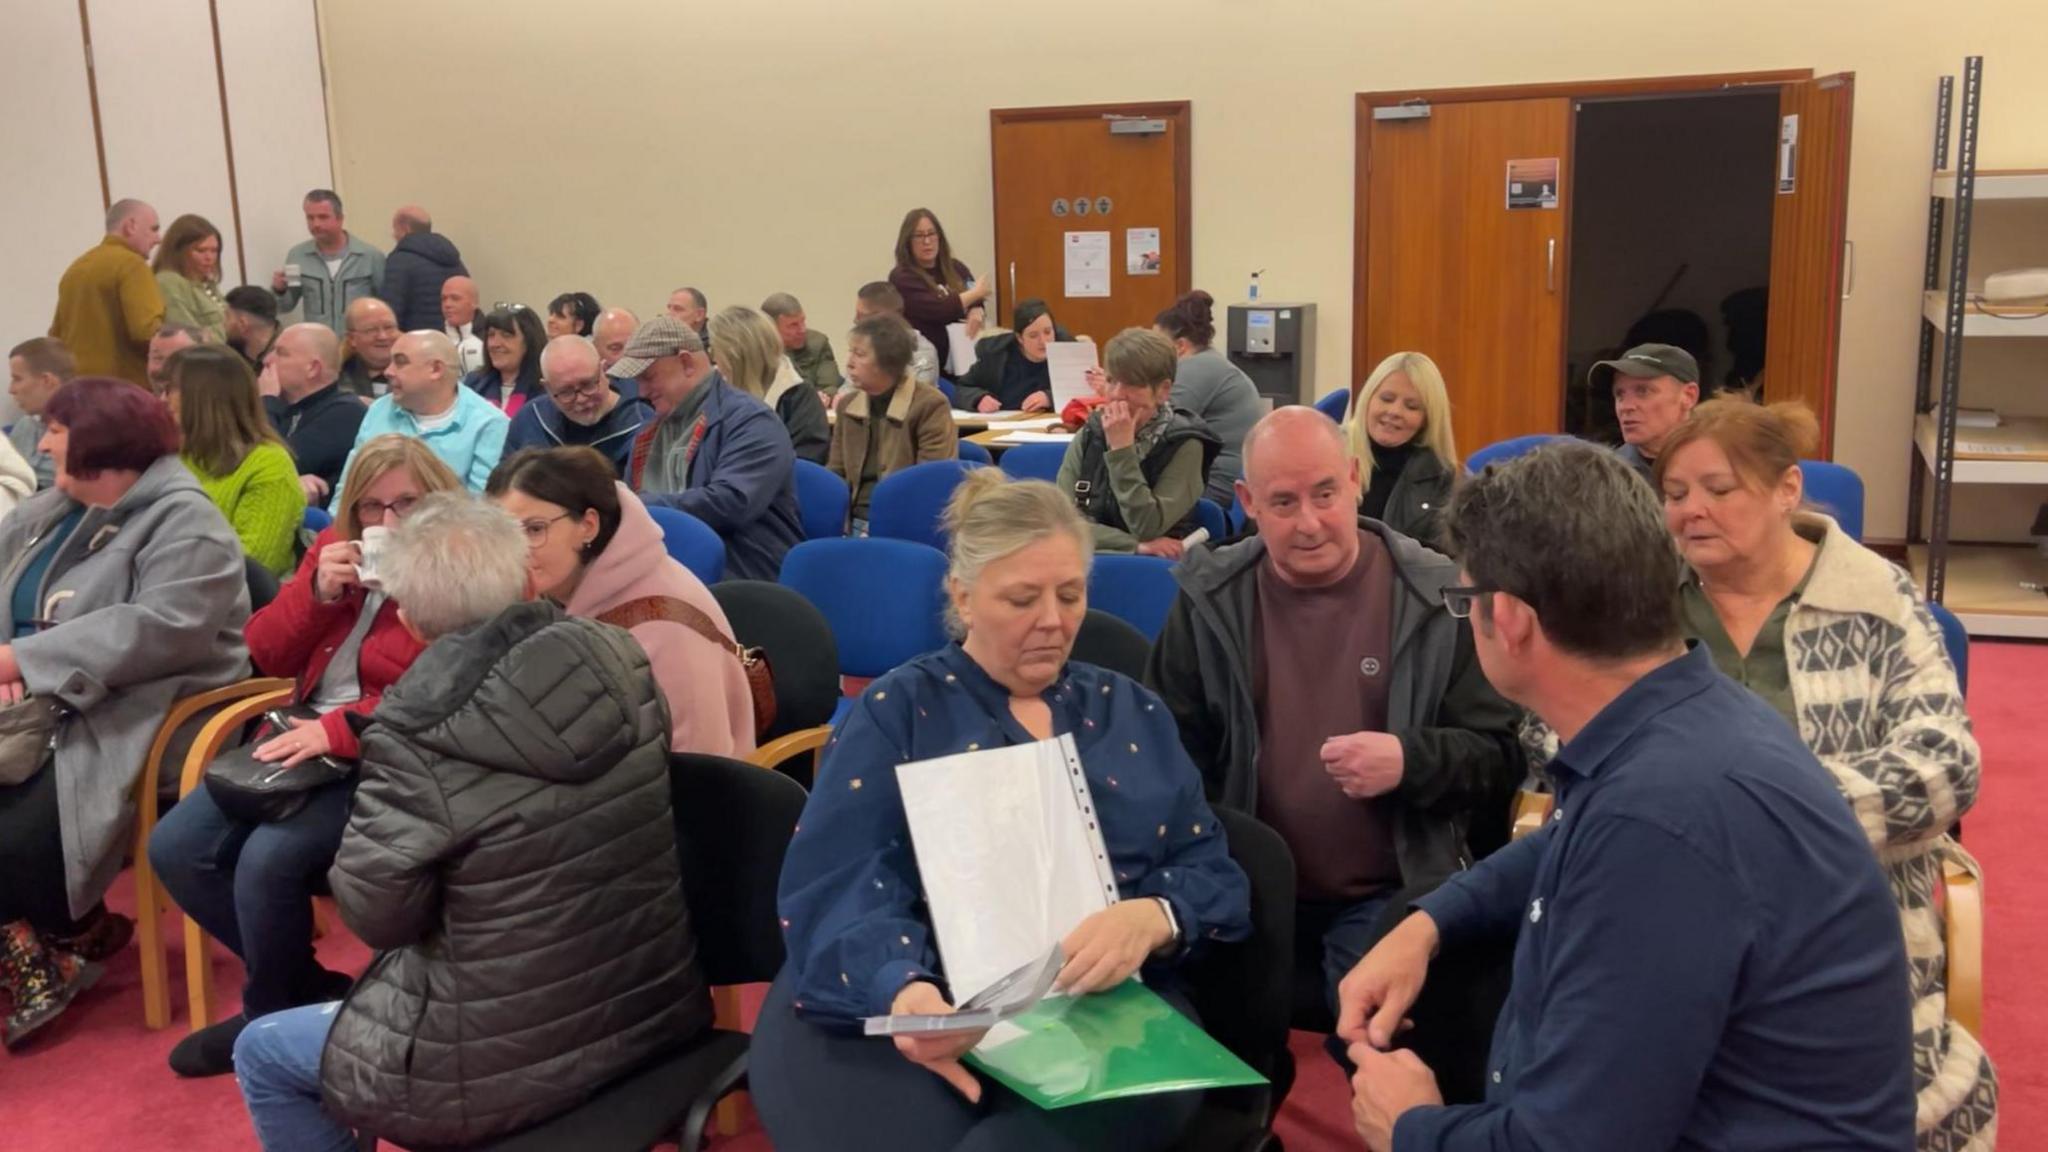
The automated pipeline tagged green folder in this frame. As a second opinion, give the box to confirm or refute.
[964,981,1267,1110]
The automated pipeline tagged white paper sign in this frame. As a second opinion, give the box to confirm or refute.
[1126,227,1161,275]
[1047,341,1100,411]
[1063,231,1111,298]
[944,322,978,377]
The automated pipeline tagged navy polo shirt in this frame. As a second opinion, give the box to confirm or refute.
[1400,644,1914,1152]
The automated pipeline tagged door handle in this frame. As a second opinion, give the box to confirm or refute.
[1008,262,1017,315]
[1546,238,1557,294]
[1842,240,1855,299]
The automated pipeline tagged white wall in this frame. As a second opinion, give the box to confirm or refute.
[216,0,335,288]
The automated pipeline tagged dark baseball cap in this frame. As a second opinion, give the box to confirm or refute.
[1591,343,1699,386]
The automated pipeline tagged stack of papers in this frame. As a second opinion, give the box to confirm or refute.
[992,430,1078,445]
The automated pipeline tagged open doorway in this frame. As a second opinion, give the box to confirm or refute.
[1565,91,1780,442]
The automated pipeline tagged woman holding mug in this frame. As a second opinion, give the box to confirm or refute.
[751,470,1250,1151]
[888,208,990,361]
[148,434,460,1077]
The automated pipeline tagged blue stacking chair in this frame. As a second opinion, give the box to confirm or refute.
[780,538,951,680]
[303,506,333,533]
[1192,498,1228,541]
[1466,434,1575,473]
[957,439,993,466]
[1800,460,1865,542]
[1929,601,1970,698]
[867,459,984,551]
[1088,554,1181,642]
[1229,488,1249,533]
[935,378,958,405]
[645,506,727,585]
[999,442,1068,484]
[1314,389,1352,422]
[792,459,849,540]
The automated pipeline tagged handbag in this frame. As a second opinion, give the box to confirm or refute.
[597,595,778,741]
[0,697,63,787]
[204,705,354,823]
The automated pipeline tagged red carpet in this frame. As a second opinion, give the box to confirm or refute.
[5,641,2042,1151]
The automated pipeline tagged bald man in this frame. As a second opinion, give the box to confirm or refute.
[339,329,508,494]
[592,307,639,373]
[442,275,486,375]
[50,197,166,385]
[380,204,468,334]
[338,298,402,400]
[264,323,366,507]
[1146,406,1520,1103]
[503,335,651,478]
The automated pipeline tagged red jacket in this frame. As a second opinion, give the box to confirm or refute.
[243,527,426,759]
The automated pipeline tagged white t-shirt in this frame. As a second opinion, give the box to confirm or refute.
[413,401,460,434]
[323,254,345,279]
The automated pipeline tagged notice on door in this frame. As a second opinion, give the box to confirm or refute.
[1064,231,1111,298]
[1778,114,1799,194]
[1126,227,1162,275]
[1505,157,1559,210]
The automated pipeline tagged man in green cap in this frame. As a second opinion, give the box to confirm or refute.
[1595,342,1700,484]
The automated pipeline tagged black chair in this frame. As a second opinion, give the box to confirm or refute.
[245,556,280,612]
[1177,805,1296,1152]
[1071,608,1152,681]
[368,753,808,1152]
[711,580,842,785]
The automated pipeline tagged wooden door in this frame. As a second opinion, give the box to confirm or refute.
[1762,73,1855,455]
[1358,97,1573,451]
[991,102,1190,341]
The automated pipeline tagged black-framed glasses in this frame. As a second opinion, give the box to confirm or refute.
[1441,585,1495,620]
[354,495,420,523]
[546,375,609,404]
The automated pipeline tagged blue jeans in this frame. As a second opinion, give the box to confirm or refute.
[1309,891,1396,1017]
[147,778,356,1017]
[233,1000,356,1152]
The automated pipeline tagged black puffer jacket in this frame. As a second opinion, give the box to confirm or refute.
[320,601,710,1148]
[378,231,468,333]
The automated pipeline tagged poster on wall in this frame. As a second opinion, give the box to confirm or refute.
[1505,158,1559,209]
[1126,227,1162,275]
[1064,231,1111,297]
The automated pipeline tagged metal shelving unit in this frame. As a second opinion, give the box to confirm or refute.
[1905,56,2048,639]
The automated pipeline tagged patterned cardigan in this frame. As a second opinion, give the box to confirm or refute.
[1776,515,1994,1150]
[1521,514,1997,1149]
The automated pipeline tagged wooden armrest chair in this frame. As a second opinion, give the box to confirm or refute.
[747,726,830,778]
[129,677,295,1029]
[1944,859,1982,1035]
[1509,789,1554,842]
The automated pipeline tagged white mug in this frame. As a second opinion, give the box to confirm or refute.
[356,525,391,588]
[283,262,303,288]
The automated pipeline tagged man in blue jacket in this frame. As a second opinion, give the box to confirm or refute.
[377,205,467,333]
[503,334,649,478]
[614,317,801,581]
[1337,441,1914,1152]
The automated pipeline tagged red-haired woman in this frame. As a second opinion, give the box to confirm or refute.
[0,377,250,1047]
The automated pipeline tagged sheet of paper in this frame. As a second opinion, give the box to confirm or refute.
[945,322,978,377]
[992,431,1078,445]
[1126,227,1161,275]
[1063,231,1111,298]
[1047,341,1099,411]
[895,737,1117,1004]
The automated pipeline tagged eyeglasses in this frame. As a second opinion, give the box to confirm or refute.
[911,230,940,242]
[519,513,573,546]
[1440,585,1496,620]
[546,375,609,404]
[355,495,420,522]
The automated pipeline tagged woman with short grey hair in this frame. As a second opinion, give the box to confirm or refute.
[231,490,709,1151]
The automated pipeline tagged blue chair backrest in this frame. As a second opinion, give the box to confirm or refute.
[1088,553,1181,641]
[1928,601,1969,697]
[1000,442,1068,484]
[1229,487,1248,532]
[779,538,951,678]
[1466,434,1574,473]
[935,378,958,405]
[957,439,993,466]
[793,458,849,540]
[1314,389,1352,422]
[303,506,333,533]
[1800,460,1865,542]
[868,459,984,551]
[1193,498,1228,541]
[645,506,726,585]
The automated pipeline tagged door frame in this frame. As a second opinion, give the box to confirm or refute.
[990,100,1195,313]
[1352,69,1814,404]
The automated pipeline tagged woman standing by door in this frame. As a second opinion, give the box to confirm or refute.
[889,209,991,364]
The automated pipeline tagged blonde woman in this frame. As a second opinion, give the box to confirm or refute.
[1345,351,1460,548]
[708,305,829,465]
[164,345,304,574]
[153,214,228,342]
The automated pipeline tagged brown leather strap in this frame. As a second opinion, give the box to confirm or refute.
[595,595,777,739]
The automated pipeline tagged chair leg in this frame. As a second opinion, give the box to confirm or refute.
[311,897,329,941]
[133,856,171,1030]
[183,914,214,1033]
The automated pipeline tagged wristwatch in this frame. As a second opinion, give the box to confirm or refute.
[1153,897,1183,949]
